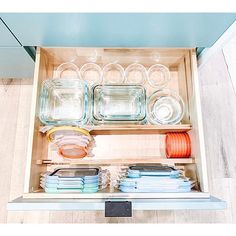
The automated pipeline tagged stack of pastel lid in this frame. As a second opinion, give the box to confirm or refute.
[40,167,109,193]
[118,165,194,193]
[46,126,95,159]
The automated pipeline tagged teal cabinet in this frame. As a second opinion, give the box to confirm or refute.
[0,47,34,78]
[1,13,236,47]
[0,18,34,78]
[0,18,20,46]
[1,13,236,78]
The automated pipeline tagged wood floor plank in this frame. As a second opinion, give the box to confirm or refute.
[198,50,236,179]
[0,79,21,223]
[156,211,175,223]
[223,34,236,95]
[6,80,32,224]
[174,210,218,223]
[49,212,74,224]
[229,178,236,222]
[72,211,109,224]
[3,80,50,224]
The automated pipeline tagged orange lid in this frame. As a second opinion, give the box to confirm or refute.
[58,144,88,159]
[165,133,191,158]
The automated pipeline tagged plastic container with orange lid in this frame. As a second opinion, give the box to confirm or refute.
[46,126,94,159]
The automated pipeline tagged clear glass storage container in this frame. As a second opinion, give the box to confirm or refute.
[39,78,90,125]
[92,85,146,124]
[124,63,147,85]
[56,62,80,78]
[147,64,171,88]
[102,63,125,84]
[80,63,102,86]
[147,89,185,125]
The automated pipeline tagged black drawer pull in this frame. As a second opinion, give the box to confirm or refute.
[105,201,132,217]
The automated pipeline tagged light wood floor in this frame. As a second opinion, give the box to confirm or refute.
[1,48,236,223]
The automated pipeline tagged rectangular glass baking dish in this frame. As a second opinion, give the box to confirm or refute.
[92,85,146,124]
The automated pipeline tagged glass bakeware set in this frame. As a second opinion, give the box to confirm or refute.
[39,62,185,126]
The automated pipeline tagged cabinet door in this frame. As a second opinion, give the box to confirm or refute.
[0,47,34,78]
[0,18,20,47]
[0,18,34,78]
[1,13,236,47]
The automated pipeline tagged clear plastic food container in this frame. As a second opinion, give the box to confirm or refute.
[40,168,110,193]
[46,126,94,159]
[102,63,125,84]
[147,89,185,125]
[127,165,180,177]
[116,165,193,193]
[92,85,146,124]
[147,64,171,88]
[39,78,90,125]
[124,63,147,85]
[80,63,102,86]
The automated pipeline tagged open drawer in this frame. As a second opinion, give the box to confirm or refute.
[8,48,226,213]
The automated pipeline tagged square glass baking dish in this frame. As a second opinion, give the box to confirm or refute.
[39,78,89,125]
[92,85,146,124]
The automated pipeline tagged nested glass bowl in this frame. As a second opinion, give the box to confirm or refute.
[39,78,90,126]
[147,89,185,125]
[147,64,171,88]
[92,85,146,124]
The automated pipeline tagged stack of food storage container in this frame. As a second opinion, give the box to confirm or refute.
[40,167,110,193]
[116,165,194,193]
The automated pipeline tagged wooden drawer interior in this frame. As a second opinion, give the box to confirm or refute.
[23,47,209,199]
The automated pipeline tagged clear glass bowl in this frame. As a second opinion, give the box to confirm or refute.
[125,63,147,85]
[39,78,89,125]
[80,63,102,86]
[102,63,125,84]
[147,89,185,125]
[56,62,80,78]
[147,64,170,88]
[92,85,146,124]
